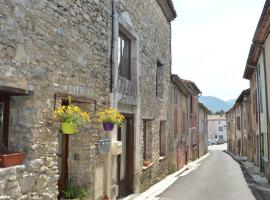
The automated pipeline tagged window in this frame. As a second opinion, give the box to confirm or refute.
[253,93,256,114]
[174,87,177,104]
[0,96,10,148]
[174,110,178,136]
[118,33,131,80]
[156,61,163,98]
[237,116,241,130]
[219,127,223,132]
[190,97,193,113]
[182,112,186,133]
[255,91,258,122]
[159,121,166,157]
[143,120,152,161]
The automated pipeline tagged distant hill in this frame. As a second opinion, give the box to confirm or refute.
[199,96,235,113]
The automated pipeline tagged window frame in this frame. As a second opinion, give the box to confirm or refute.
[159,121,166,157]
[0,95,10,148]
[118,32,132,81]
[143,119,153,161]
[156,61,164,99]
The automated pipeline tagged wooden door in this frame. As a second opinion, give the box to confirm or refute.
[117,114,134,198]
[57,100,69,198]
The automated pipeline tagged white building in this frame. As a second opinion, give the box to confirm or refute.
[208,115,227,142]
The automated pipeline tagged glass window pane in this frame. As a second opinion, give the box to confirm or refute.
[118,34,131,80]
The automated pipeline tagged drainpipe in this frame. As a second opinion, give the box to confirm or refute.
[262,47,270,165]
[110,0,115,93]
[107,1,115,198]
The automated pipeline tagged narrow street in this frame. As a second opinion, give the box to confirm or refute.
[158,144,267,200]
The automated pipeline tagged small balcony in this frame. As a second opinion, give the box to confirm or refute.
[115,75,138,105]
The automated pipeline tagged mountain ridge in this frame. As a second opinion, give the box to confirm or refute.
[199,96,235,112]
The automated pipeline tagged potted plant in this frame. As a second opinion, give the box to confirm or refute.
[61,184,88,200]
[103,195,109,200]
[143,160,152,167]
[0,144,24,168]
[98,108,125,131]
[54,97,90,134]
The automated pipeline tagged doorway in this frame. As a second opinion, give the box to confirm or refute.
[117,114,134,198]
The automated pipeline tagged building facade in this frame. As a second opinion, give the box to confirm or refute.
[0,0,177,199]
[208,115,227,143]
[182,80,201,161]
[242,0,270,180]
[198,103,209,157]
[108,0,176,198]
[169,74,189,171]
[226,106,236,154]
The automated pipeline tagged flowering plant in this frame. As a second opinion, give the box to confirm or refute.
[98,108,124,126]
[54,104,90,126]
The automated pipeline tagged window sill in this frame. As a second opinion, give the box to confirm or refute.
[0,163,26,172]
[142,163,154,171]
[159,156,166,161]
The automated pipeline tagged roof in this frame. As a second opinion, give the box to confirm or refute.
[182,79,202,95]
[157,0,177,22]
[236,88,250,104]
[199,102,209,113]
[170,74,190,96]
[226,105,236,114]
[243,0,270,79]
[208,114,226,121]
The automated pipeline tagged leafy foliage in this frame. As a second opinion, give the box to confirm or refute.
[63,184,88,200]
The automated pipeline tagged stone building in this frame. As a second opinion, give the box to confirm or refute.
[169,74,190,171]
[0,0,111,199]
[198,103,209,157]
[182,80,201,161]
[243,60,259,166]
[242,0,270,180]
[235,89,251,158]
[0,0,176,199]
[226,106,236,154]
[108,0,176,198]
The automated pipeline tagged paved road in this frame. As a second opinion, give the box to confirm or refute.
[159,144,257,200]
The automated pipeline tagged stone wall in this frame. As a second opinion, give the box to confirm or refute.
[0,0,111,199]
[114,0,173,193]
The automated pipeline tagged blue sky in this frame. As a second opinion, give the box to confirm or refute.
[171,0,265,100]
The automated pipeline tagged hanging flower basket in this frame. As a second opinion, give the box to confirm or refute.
[103,122,114,131]
[98,108,125,131]
[61,123,77,134]
[54,96,91,135]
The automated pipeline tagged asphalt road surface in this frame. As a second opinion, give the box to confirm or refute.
[159,144,258,200]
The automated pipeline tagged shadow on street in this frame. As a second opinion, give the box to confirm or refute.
[224,151,270,200]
